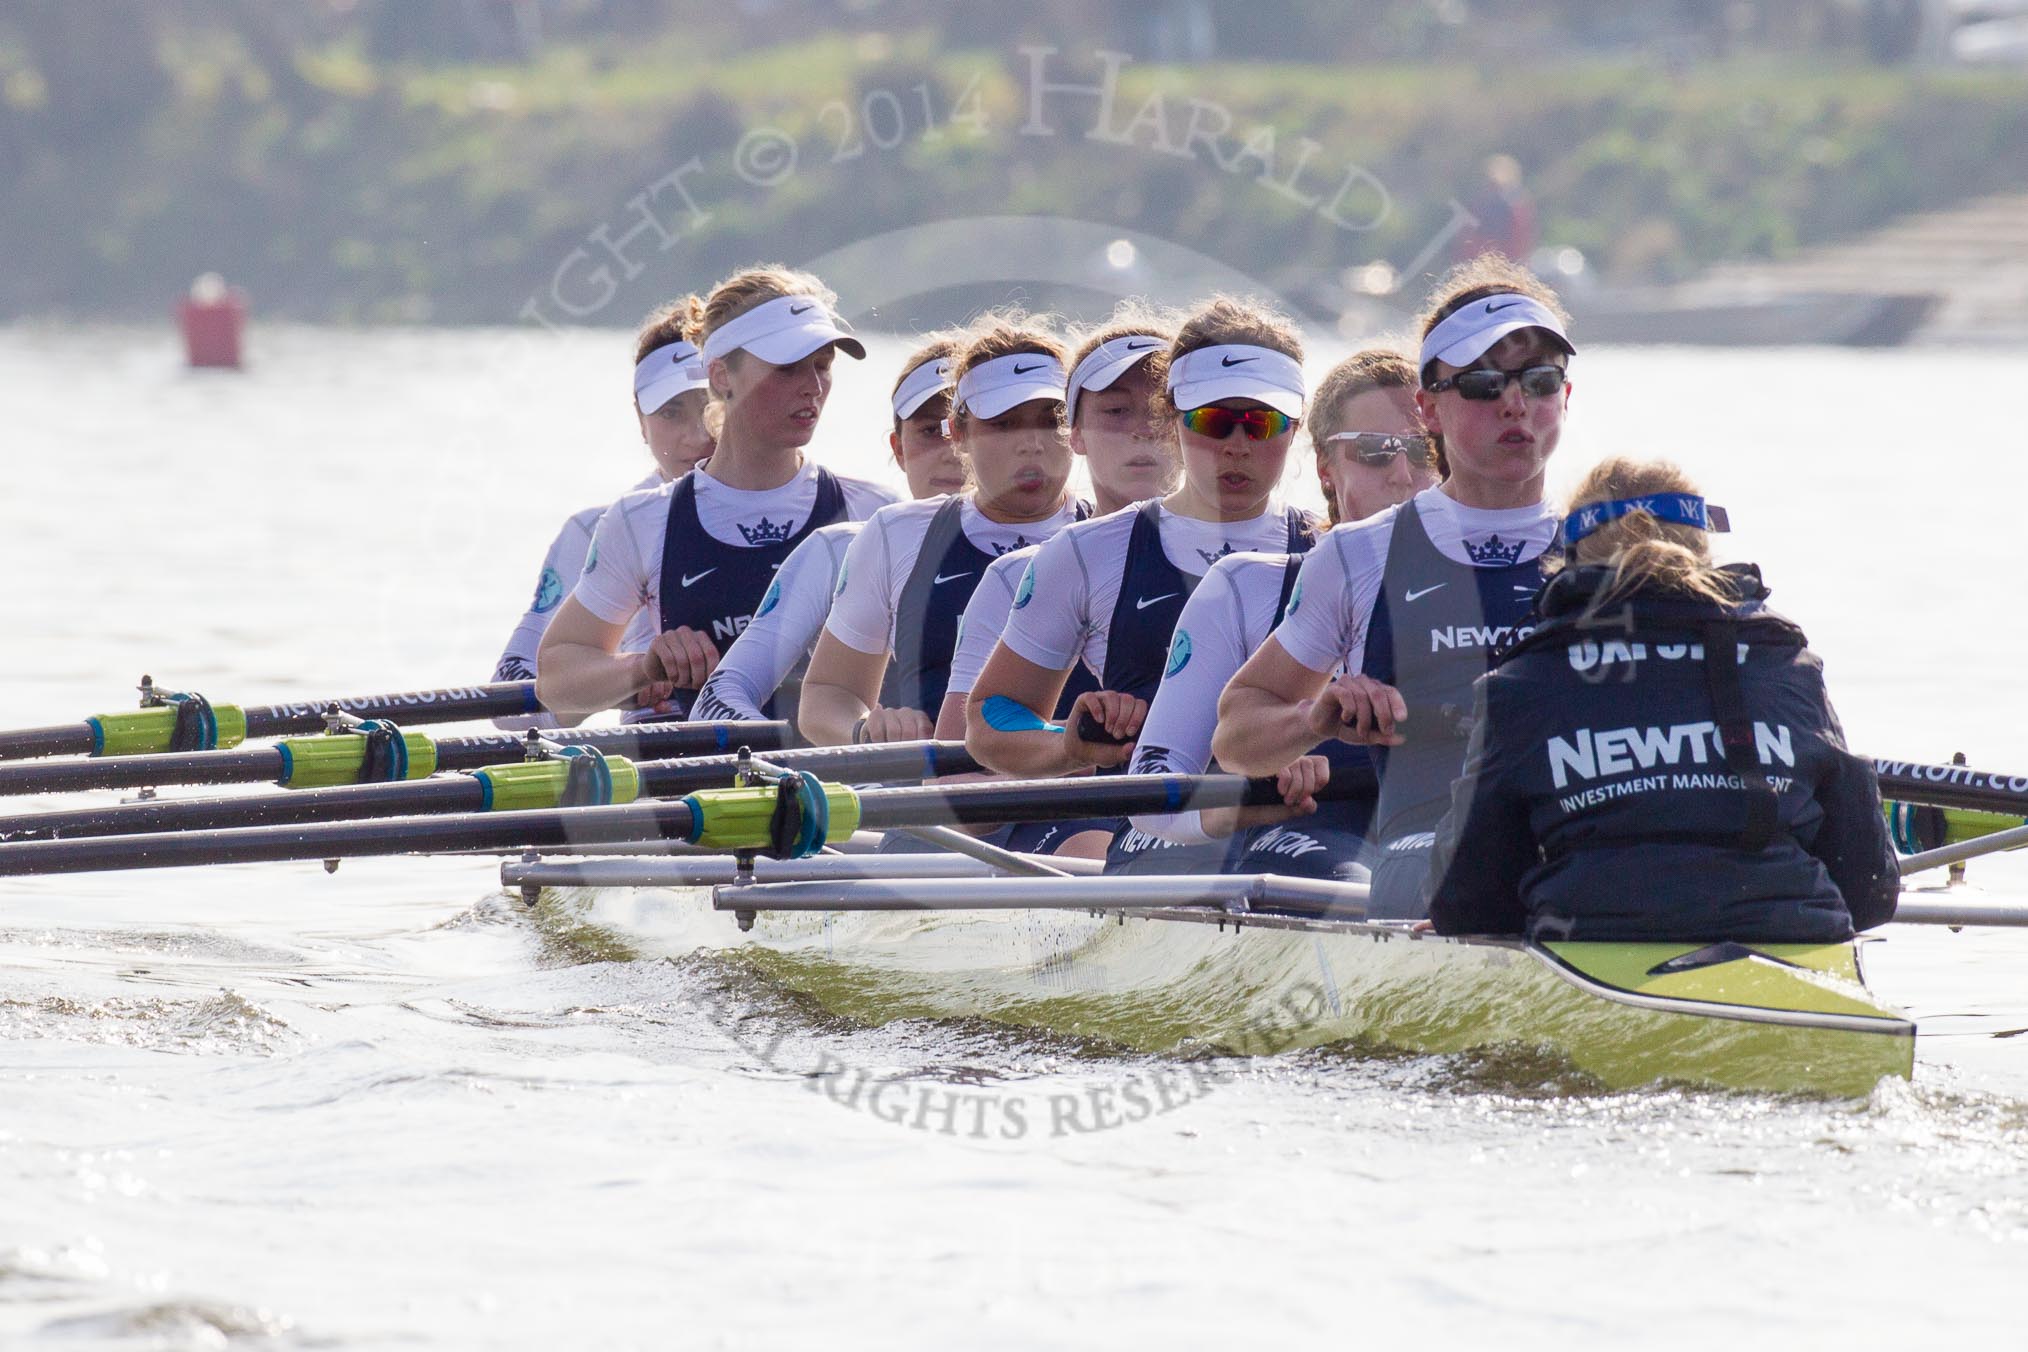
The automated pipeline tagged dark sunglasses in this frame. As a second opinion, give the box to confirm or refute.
[1180,406,1297,441]
[1425,364,1566,401]
[1324,431,1436,468]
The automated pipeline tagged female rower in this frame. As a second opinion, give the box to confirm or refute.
[1214,255,1572,916]
[535,265,897,722]
[691,336,961,722]
[966,296,1316,856]
[490,296,717,726]
[1424,457,1899,940]
[799,315,1085,746]
[932,304,1181,741]
[1120,346,1441,876]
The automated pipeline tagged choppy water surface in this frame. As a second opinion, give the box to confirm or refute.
[2,325,2025,1349]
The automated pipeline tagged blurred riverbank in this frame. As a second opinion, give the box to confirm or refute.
[4,10,2027,327]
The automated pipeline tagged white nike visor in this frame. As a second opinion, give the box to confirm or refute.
[891,355,955,419]
[1066,333,1166,424]
[956,352,1069,420]
[1166,344,1304,418]
[1418,293,1574,379]
[700,293,867,366]
[633,339,709,414]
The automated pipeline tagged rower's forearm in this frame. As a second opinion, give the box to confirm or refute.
[535,645,645,720]
[1212,690,1317,776]
[1132,807,1217,844]
[966,724,1075,778]
[797,682,869,747]
[693,670,765,722]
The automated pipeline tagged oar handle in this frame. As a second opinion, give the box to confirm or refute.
[1074,713,1131,747]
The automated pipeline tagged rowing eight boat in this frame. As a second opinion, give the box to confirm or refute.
[5,686,2013,1098]
[505,857,1917,1099]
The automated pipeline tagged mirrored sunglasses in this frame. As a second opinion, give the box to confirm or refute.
[1179,406,1297,441]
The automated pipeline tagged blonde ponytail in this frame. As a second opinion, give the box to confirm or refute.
[1563,456,1740,614]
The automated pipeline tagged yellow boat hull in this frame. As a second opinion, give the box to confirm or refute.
[535,884,1915,1098]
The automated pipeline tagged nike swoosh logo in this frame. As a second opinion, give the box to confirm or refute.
[933,572,972,585]
[1219,355,1257,367]
[1013,362,1046,375]
[789,303,814,315]
[1125,340,1159,350]
[680,569,717,588]
[1485,299,1524,314]
[1514,584,1539,592]
[1405,584,1446,602]
[1135,593,1179,610]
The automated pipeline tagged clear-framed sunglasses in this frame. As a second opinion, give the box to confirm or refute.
[1323,431,1437,468]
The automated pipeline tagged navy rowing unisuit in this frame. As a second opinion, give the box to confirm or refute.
[655,467,849,717]
[882,497,1092,719]
[1357,495,1555,916]
[1101,500,1313,703]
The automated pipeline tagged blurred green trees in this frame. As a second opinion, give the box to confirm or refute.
[1,2,2021,321]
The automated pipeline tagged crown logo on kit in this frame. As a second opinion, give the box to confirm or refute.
[737,516,796,546]
[1463,533,1525,566]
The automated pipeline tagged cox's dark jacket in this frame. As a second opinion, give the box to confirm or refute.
[1424,565,1899,942]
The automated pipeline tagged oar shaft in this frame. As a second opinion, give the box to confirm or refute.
[235,683,540,739]
[635,740,979,798]
[396,720,792,771]
[0,768,1313,877]
[0,747,286,796]
[0,799,699,877]
[0,778,488,843]
[1875,758,2028,815]
[0,719,791,799]
[0,739,972,843]
[0,682,545,764]
[853,767,1373,829]
[0,726,100,760]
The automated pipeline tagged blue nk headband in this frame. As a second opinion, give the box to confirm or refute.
[1561,494,1731,548]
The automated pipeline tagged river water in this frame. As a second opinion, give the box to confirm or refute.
[2,324,2024,1350]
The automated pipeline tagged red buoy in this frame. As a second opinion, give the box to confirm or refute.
[178,273,247,369]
